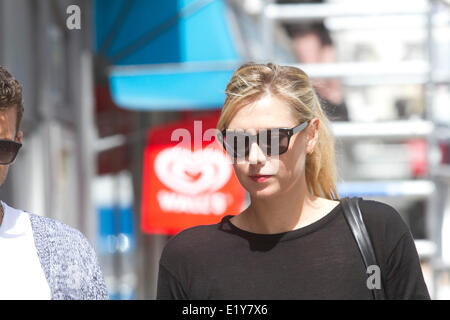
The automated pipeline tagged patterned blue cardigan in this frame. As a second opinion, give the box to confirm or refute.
[28,213,109,300]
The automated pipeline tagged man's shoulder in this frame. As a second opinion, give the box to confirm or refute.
[25,212,108,299]
[1,201,93,254]
[27,213,91,250]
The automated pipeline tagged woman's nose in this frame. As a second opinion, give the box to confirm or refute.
[248,141,267,165]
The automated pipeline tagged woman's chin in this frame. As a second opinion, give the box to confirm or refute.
[247,184,280,199]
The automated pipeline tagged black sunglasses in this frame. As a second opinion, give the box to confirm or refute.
[0,140,22,165]
[218,121,309,159]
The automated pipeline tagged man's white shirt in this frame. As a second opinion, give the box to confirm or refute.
[0,201,51,299]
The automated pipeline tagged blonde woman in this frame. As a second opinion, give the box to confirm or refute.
[156,62,430,300]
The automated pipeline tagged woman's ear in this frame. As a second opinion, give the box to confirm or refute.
[306,118,319,154]
[15,130,23,143]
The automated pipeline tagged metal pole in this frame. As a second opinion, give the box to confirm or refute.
[79,0,96,244]
[67,0,96,243]
[261,0,275,62]
[424,0,443,299]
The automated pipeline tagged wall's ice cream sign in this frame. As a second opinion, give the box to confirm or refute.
[141,111,246,235]
[155,147,232,215]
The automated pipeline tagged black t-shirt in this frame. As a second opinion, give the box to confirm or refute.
[156,199,430,300]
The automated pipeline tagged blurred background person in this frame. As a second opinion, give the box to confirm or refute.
[286,22,349,121]
[280,0,349,121]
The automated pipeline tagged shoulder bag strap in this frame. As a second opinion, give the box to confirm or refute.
[341,197,386,300]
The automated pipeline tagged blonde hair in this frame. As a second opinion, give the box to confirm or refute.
[216,62,339,200]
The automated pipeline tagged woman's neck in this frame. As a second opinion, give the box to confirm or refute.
[246,198,318,234]
[233,180,337,235]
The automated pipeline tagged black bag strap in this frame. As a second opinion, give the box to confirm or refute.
[341,197,386,300]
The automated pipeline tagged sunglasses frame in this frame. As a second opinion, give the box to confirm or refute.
[219,120,310,158]
[0,139,22,165]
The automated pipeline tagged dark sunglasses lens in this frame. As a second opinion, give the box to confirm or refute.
[277,133,289,155]
[223,132,247,159]
[258,130,289,156]
[223,130,290,158]
[0,141,20,164]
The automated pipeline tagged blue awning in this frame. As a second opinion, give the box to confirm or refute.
[94,0,242,110]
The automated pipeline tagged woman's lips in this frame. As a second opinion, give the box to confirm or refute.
[249,175,272,183]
